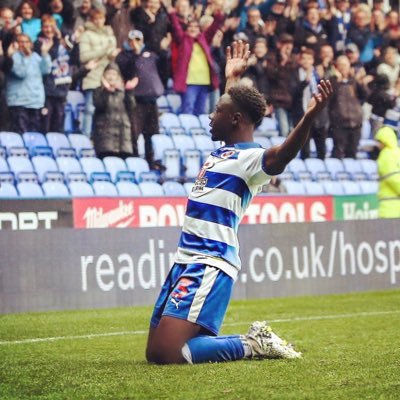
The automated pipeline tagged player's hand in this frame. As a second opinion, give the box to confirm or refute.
[225,40,250,81]
[306,79,333,117]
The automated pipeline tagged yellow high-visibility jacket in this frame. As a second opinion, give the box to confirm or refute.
[375,127,400,218]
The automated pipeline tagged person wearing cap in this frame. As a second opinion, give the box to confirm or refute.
[91,62,135,159]
[374,126,400,218]
[116,28,169,169]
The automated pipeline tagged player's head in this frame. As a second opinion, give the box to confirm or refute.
[209,84,266,143]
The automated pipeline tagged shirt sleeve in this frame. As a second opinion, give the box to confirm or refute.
[238,148,271,186]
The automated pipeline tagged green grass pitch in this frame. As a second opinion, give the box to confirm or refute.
[1,290,400,400]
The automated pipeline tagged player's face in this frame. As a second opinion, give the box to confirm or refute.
[209,94,236,142]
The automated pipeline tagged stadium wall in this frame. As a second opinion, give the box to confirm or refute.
[1,219,399,314]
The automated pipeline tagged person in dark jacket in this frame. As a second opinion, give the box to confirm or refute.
[0,43,13,130]
[328,54,368,159]
[92,62,134,159]
[34,14,72,133]
[116,29,168,168]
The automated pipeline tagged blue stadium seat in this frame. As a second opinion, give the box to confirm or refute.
[361,119,372,139]
[321,181,345,195]
[32,156,59,183]
[42,181,70,197]
[324,158,348,180]
[22,132,48,155]
[198,114,211,134]
[125,157,150,181]
[255,117,278,136]
[304,158,329,181]
[103,156,128,183]
[7,156,35,179]
[0,182,18,198]
[0,145,5,158]
[183,149,201,180]
[163,149,181,180]
[0,157,9,173]
[342,158,367,180]
[284,180,306,195]
[151,134,175,161]
[8,146,29,158]
[68,133,94,157]
[359,159,378,180]
[157,95,171,112]
[17,181,44,198]
[184,182,194,195]
[140,171,160,182]
[56,156,82,178]
[304,181,325,195]
[192,134,214,153]
[68,181,94,197]
[159,112,181,131]
[80,157,105,181]
[138,181,164,196]
[358,180,378,194]
[189,127,207,136]
[287,159,312,181]
[64,103,74,133]
[166,93,181,113]
[0,131,24,154]
[46,132,72,157]
[168,126,187,136]
[92,180,118,196]
[137,134,145,158]
[116,181,142,197]
[179,114,201,134]
[270,136,286,147]
[162,181,187,196]
[341,180,362,195]
[172,134,195,156]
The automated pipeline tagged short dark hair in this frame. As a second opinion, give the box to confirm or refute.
[228,85,266,127]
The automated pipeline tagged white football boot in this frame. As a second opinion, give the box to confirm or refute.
[245,321,302,359]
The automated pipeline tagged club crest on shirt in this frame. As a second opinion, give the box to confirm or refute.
[192,159,214,192]
[212,148,239,160]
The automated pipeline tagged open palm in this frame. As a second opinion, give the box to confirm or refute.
[306,80,333,117]
[225,40,250,81]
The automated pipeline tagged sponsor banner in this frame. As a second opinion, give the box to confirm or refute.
[0,199,73,230]
[334,194,379,220]
[73,195,334,229]
[1,219,399,313]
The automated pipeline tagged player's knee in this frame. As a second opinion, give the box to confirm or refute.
[146,344,184,364]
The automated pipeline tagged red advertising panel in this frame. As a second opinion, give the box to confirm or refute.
[73,196,334,229]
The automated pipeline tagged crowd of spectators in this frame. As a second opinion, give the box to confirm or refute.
[0,0,399,168]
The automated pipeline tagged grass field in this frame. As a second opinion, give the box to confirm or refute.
[1,289,400,400]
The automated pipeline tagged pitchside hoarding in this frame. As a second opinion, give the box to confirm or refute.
[72,195,335,228]
[1,219,398,314]
[0,199,73,230]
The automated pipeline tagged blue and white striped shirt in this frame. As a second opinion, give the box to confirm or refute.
[175,142,271,279]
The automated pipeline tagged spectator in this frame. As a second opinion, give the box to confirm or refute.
[315,43,335,79]
[265,33,296,136]
[105,0,134,48]
[15,0,41,42]
[374,126,400,218]
[0,38,12,130]
[384,10,399,50]
[326,0,351,54]
[92,62,134,159]
[167,1,224,115]
[376,46,399,90]
[130,0,169,55]
[79,8,117,137]
[328,54,367,159]
[116,29,168,168]
[368,74,396,135]
[242,6,265,48]
[294,6,329,54]
[292,47,327,159]
[73,0,95,30]
[34,14,72,133]
[0,7,18,53]
[6,33,52,133]
[243,37,270,101]
[347,4,375,64]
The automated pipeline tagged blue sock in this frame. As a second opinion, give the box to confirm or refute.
[183,335,246,364]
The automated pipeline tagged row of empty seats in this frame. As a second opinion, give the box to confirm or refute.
[0,179,194,198]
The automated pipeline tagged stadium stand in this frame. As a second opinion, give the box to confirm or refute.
[138,181,165,197]
[162,181,187,196]
[116,181,142,197]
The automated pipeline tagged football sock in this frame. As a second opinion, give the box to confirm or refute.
[182,334,247,364]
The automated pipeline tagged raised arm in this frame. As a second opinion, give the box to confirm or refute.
[264,80,333,175]
[224,40,250,92]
